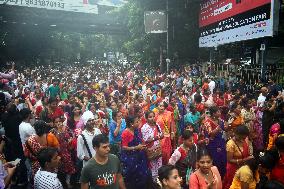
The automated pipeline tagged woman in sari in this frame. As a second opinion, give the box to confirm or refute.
[68,106,82,131]
[39,97,64,131]
[227,103,244,138]
[141,111,163,181]
[267,119,284,150]
[155,102,175,165]
[201,106,227,178]
[271,136,284,185]
[121,115,151,189]
[167,96,181,140]
[229,158,259,189]
[52,116,76,188]
[240,98,255,133]
[24,120,59,179]
[223,125,254,189]
[184,105,201,133]
[251,103,264,152]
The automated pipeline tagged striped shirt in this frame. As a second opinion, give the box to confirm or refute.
[34,169,63,189]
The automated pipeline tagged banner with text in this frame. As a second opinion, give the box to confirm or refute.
[199,0,274,47]
[0,0,99,14]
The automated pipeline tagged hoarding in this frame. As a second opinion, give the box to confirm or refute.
[0,0,98,14]
[144,11,167,34]
[199,0,275,47]
[0,0,125,14]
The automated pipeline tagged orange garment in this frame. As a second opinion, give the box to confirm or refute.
[189,166,222,189]
[229,165,259,189]
[155,111,174,165]
[202,82,209,91]
[231,116,244,128]
[155,111,174,135]
[47,133,60,148]
[142,103,150,112]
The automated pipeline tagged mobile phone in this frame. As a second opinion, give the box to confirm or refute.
[11,158,21,166]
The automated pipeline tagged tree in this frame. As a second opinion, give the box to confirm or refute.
[114,0,201,67]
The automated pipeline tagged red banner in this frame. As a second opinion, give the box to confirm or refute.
[199,0,271,28]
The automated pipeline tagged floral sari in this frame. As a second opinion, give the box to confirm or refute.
[141,123,163,180]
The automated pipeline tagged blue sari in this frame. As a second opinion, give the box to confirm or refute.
[202,117,227,178]
[121,129,151,189]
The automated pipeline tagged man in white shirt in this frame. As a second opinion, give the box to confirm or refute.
[77,111,101,166]
[34,147,63,189]
[19,108,35,145]
[257,87,268,107]
[208,78,216,95]
[19,108,35,182]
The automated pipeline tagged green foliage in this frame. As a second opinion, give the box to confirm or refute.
[115,0,200,66]
[0,29,124,64]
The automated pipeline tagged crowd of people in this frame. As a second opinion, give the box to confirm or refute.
[0,61,284,189]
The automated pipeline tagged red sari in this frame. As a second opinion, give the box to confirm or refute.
[223,138,251,189]
[54,129,76,175]
[271,152,284,185]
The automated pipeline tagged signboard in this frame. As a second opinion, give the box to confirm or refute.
[144,11,167,34]
[0,0,98,13]
[95,0,127,7]
[0,0,126,13]
[199,0,275,47]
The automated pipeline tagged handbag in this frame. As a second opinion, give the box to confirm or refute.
[146,124,162,160]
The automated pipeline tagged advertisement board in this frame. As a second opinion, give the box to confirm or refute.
[199,0,275,47]
[144,11,167,34]
[0,0,126,14]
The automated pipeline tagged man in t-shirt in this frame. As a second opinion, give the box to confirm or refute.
[48,79,60,98]
[80,134,126,189]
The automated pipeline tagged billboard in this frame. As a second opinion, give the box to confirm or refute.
[94,0,127,7]
[199,0,275,47]
[144,11,167,34]
[0,0,125,13]
[0,0,98,13]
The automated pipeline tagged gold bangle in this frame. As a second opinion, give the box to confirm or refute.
[237,159,239,165]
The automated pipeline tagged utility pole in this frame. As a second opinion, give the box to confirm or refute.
[166,0,169,73]
[260,42,267,81]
